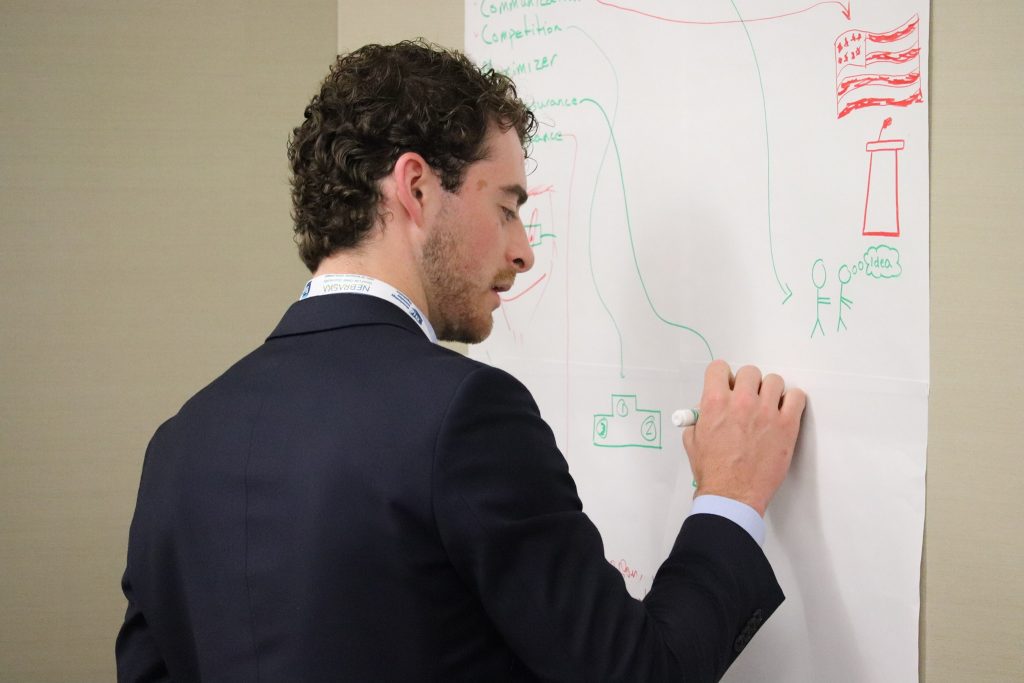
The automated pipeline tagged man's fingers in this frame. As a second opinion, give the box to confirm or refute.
[760,373,785,406]
[733,365,763,395]
[780,387,808,420]
[702,359,732,400]
[701,362,800,419]
[682,424,695,456]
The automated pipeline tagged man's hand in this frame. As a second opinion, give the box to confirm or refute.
[683,360,807,516]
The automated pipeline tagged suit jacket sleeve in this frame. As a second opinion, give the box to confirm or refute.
[115,426,173,683]
[432,365,784,682]
[115,569,171,682]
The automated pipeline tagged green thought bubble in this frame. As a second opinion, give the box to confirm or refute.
[864,245,902,279]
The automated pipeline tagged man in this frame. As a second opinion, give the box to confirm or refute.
[117,40,806,681]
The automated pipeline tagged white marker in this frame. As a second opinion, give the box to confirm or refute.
[671,408,700,428]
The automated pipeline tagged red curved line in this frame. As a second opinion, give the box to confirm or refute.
[500,298,512,332]
[500,273,548,303]
[594,0,850,25]
[525,259,555,328]
[527,209,556,326]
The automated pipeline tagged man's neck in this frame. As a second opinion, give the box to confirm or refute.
[312,249,429,321]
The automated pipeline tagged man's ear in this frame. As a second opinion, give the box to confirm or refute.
[392,151,436,230]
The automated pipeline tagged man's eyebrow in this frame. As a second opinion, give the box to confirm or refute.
[501,184,529,207]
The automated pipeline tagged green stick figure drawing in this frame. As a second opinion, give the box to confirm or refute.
[837,264,853,332]
[811,258,830,339]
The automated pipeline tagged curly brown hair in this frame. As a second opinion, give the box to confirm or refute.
[287,40,537,271]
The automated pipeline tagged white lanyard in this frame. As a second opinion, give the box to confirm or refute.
[299,274,438,344]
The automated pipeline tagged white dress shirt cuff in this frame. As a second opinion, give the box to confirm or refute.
[688,495,766,546]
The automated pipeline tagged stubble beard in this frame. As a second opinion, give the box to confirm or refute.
[420,213,494,345]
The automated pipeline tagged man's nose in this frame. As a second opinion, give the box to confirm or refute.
[510,218,535,273]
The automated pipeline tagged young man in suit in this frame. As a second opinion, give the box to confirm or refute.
[117,40,806,682]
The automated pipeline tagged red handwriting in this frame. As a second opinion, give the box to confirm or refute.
[609,558,644,583]
[500,273,548,303]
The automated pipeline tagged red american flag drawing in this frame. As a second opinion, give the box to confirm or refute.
[835,14,923,119]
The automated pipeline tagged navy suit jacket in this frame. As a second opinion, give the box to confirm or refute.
[117,294,783,681]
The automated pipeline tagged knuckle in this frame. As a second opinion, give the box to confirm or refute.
[702,392,727,412]
[758,398,779,418]
[732,390,757,412]
[787,389,808,411]
[782,410,803,433]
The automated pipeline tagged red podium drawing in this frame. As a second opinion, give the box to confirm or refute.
[862,117,904,237]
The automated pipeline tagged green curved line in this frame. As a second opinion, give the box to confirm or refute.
[581,97,714,361]
[566,26,620,122]
[586,125,626,377]
[570,25,626,377]
[728,0,790,301]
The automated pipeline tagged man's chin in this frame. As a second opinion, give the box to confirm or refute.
[437,317,493,345]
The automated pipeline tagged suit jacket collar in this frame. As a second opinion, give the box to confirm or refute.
[267,294,426,342]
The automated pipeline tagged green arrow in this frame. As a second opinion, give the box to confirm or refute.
[730,0,792,305]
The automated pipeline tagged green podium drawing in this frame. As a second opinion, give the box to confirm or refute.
[592,395,662,449]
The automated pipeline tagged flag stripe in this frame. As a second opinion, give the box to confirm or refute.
[865,15,919,44]
[866,46,921,66]
[839,90,923,119]
[838,70,921,99]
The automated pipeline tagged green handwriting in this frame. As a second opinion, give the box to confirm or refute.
[480,16,563,49]
[479,0,582,19]
[483,53,559,78]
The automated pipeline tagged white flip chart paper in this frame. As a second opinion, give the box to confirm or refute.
[466,2,929,680]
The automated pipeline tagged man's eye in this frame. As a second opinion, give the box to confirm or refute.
[502,207,518,220]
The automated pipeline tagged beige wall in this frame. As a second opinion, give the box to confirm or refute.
[338,2,463,53]
[0,1,1020,680]
[925,2,1024,681]
[0,1,335,679]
